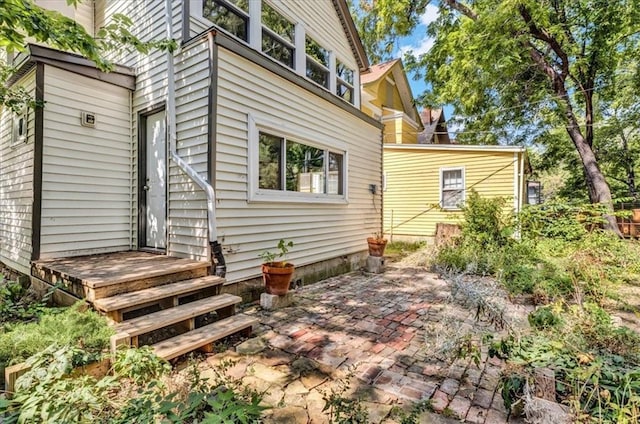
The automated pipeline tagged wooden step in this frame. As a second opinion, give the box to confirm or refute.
[93,275,225,320]
[113,294,241,339]
[152,314,257,360]
[89,266,209,301]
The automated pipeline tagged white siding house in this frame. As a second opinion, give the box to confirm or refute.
[0,0,383,290]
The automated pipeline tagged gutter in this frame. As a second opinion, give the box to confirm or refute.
[165,0,226,276]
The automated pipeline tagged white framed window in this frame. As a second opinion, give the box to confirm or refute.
[249,114,347,203]
[336,59,354,104]
[305,36,330,89]
[261,1,295,68]
[11,107,28,147]
[202,0,249,41]
[440,167,465,209]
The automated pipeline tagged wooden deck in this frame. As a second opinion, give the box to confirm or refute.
[31,251,255,361]
[32,251,210,300]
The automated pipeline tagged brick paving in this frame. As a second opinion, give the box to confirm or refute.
[201,264,530,423]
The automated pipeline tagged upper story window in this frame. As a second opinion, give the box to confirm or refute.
[441,168,465,209]
[261,2,295,68]
[305,36,330,89]
[201,0,358,106]
[336,60,354,103]
[203,0,249,41]
[259,131,344,195]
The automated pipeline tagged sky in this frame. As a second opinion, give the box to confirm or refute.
[391,4,456,124]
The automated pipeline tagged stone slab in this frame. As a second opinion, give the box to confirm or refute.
[261,292,294,310]
[366,256,386,273]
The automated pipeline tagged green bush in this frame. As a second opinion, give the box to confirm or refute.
[1,346,267,424]
[0,301,113,371]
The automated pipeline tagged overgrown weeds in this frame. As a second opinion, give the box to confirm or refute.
[435,193,640,422]
[1,345,266,423]
[0,301,113,372]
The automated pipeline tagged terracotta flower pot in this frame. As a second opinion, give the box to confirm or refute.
[262,262,294,295]
[367,237,387,257]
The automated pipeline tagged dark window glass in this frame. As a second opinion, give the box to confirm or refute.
[259,132,283,190]
[261,2,294,43]
[306,59,329,88]
[203,0,249,41]
[286,141,325,193]
[328,152,343,195]
[336,60,353,85]
[262,30,294,68]
[336,83,353,103]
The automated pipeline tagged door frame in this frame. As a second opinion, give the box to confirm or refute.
[137,103,168,252]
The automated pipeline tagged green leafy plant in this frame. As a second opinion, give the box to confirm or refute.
[1,347,267,424]
[0,275,51,325]
[321,370,369,424]
[0,301,112,376]
[259,239,294,264]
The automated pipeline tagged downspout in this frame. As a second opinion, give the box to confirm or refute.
[165,0,226,276]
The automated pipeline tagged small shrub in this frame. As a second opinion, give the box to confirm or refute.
[1,346,267,424]
[528,306,561,330]
[0,275,49,324]
[0,301,112,371]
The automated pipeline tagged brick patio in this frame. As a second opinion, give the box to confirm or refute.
[200,263,530,423]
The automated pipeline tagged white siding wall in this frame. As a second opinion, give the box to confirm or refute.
[0,70,36,274]
[96,0,197,256]
[172,39,211,259]
[39,65,132,258]
[216,48,381,282]
[34,0,94,34]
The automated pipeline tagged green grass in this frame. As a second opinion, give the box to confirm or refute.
[0,301,113,372]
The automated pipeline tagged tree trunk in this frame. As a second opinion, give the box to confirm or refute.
[566,124,622,235]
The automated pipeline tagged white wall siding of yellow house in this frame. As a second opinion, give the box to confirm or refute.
[39,65,132,258]
[0,70,36,274]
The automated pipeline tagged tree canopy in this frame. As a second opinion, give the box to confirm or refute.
[0,0,175,112]
[353,0,640,231]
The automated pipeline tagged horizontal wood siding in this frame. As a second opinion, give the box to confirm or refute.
[96,0,201,256]
[171,39,210,260]
[40,65,132,258]
[0,70,36,273]
[217,48,381,282]
[383,147,518,238]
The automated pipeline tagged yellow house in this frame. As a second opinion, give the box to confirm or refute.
[361,59,423,143]
[383,144,530,241]
[361,59,530,241]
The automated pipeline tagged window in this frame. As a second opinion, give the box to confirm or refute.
[441,168,464,209]
[258,131,344,195]
[336,60,354,103]
[305,36,329,88]
[261,2,295,68]
[11,107,28,147]
[527,181,542,205]
[203,0,249,41]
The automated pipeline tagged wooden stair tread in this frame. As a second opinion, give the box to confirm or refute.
[115,294,241,337]
[152,314,257,360]
[93,275,225,312]
[86,260,210,288]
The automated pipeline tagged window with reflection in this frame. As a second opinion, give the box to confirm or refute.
[336,60,354,103]
[261,2,295,68]
[305,36,330,88]
[203,0,249,41]
[258,131,344,195]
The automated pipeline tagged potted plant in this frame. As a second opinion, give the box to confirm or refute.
[260,239,295,295]
[367,232,387,257]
